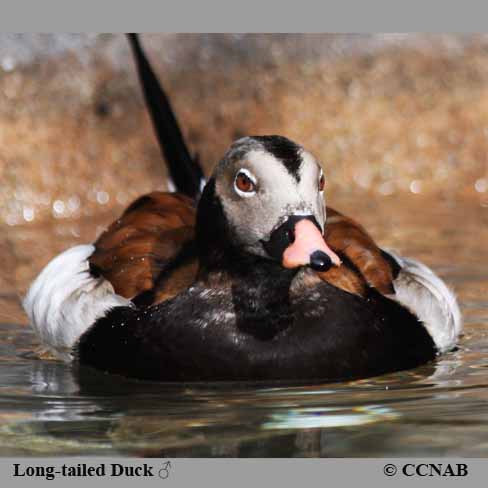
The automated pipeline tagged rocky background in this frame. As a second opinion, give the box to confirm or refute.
[1,34,487,322]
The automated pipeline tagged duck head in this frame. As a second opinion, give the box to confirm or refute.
[196,135,341,273]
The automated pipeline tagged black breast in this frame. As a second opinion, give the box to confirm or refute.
[76,277,436,382]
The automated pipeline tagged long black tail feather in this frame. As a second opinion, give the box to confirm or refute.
[127,33,204,200]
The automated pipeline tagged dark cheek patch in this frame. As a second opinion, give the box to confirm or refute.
[261,215,320,261]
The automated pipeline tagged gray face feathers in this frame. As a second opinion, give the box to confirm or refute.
[212,135,327,258]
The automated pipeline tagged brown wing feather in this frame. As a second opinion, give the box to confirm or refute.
[90,192,394,302]
[90,192,196,299]
[323,207,395,295]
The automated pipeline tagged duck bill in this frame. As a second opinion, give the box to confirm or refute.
[262,215,341,272]
[282,218,341,272]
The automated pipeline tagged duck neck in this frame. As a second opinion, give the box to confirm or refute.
[196,179,298,339]
[211,253,299,340]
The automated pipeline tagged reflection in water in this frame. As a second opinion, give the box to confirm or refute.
[1,33,488,457]
[1,264,487,457]
[1,182,488,458]
[1,196,488,456]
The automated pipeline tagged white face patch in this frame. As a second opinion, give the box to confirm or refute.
[215,143,327,257]
[296,150,327,231]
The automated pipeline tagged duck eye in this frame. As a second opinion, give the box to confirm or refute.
[319,172,325,192]
[234,170,256,196]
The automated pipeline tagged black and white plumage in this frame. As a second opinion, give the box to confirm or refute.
[23,35,462,381]
[23,136,462,381]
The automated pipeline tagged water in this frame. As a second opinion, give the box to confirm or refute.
[1,32,487,457]
[0,195,487,457]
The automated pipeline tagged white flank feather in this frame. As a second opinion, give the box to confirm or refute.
[23,244,131,361]
[389,252,462,353]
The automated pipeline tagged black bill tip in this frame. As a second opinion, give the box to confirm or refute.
[310,250,333,272]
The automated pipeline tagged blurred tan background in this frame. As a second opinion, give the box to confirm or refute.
[1,34,487,324]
